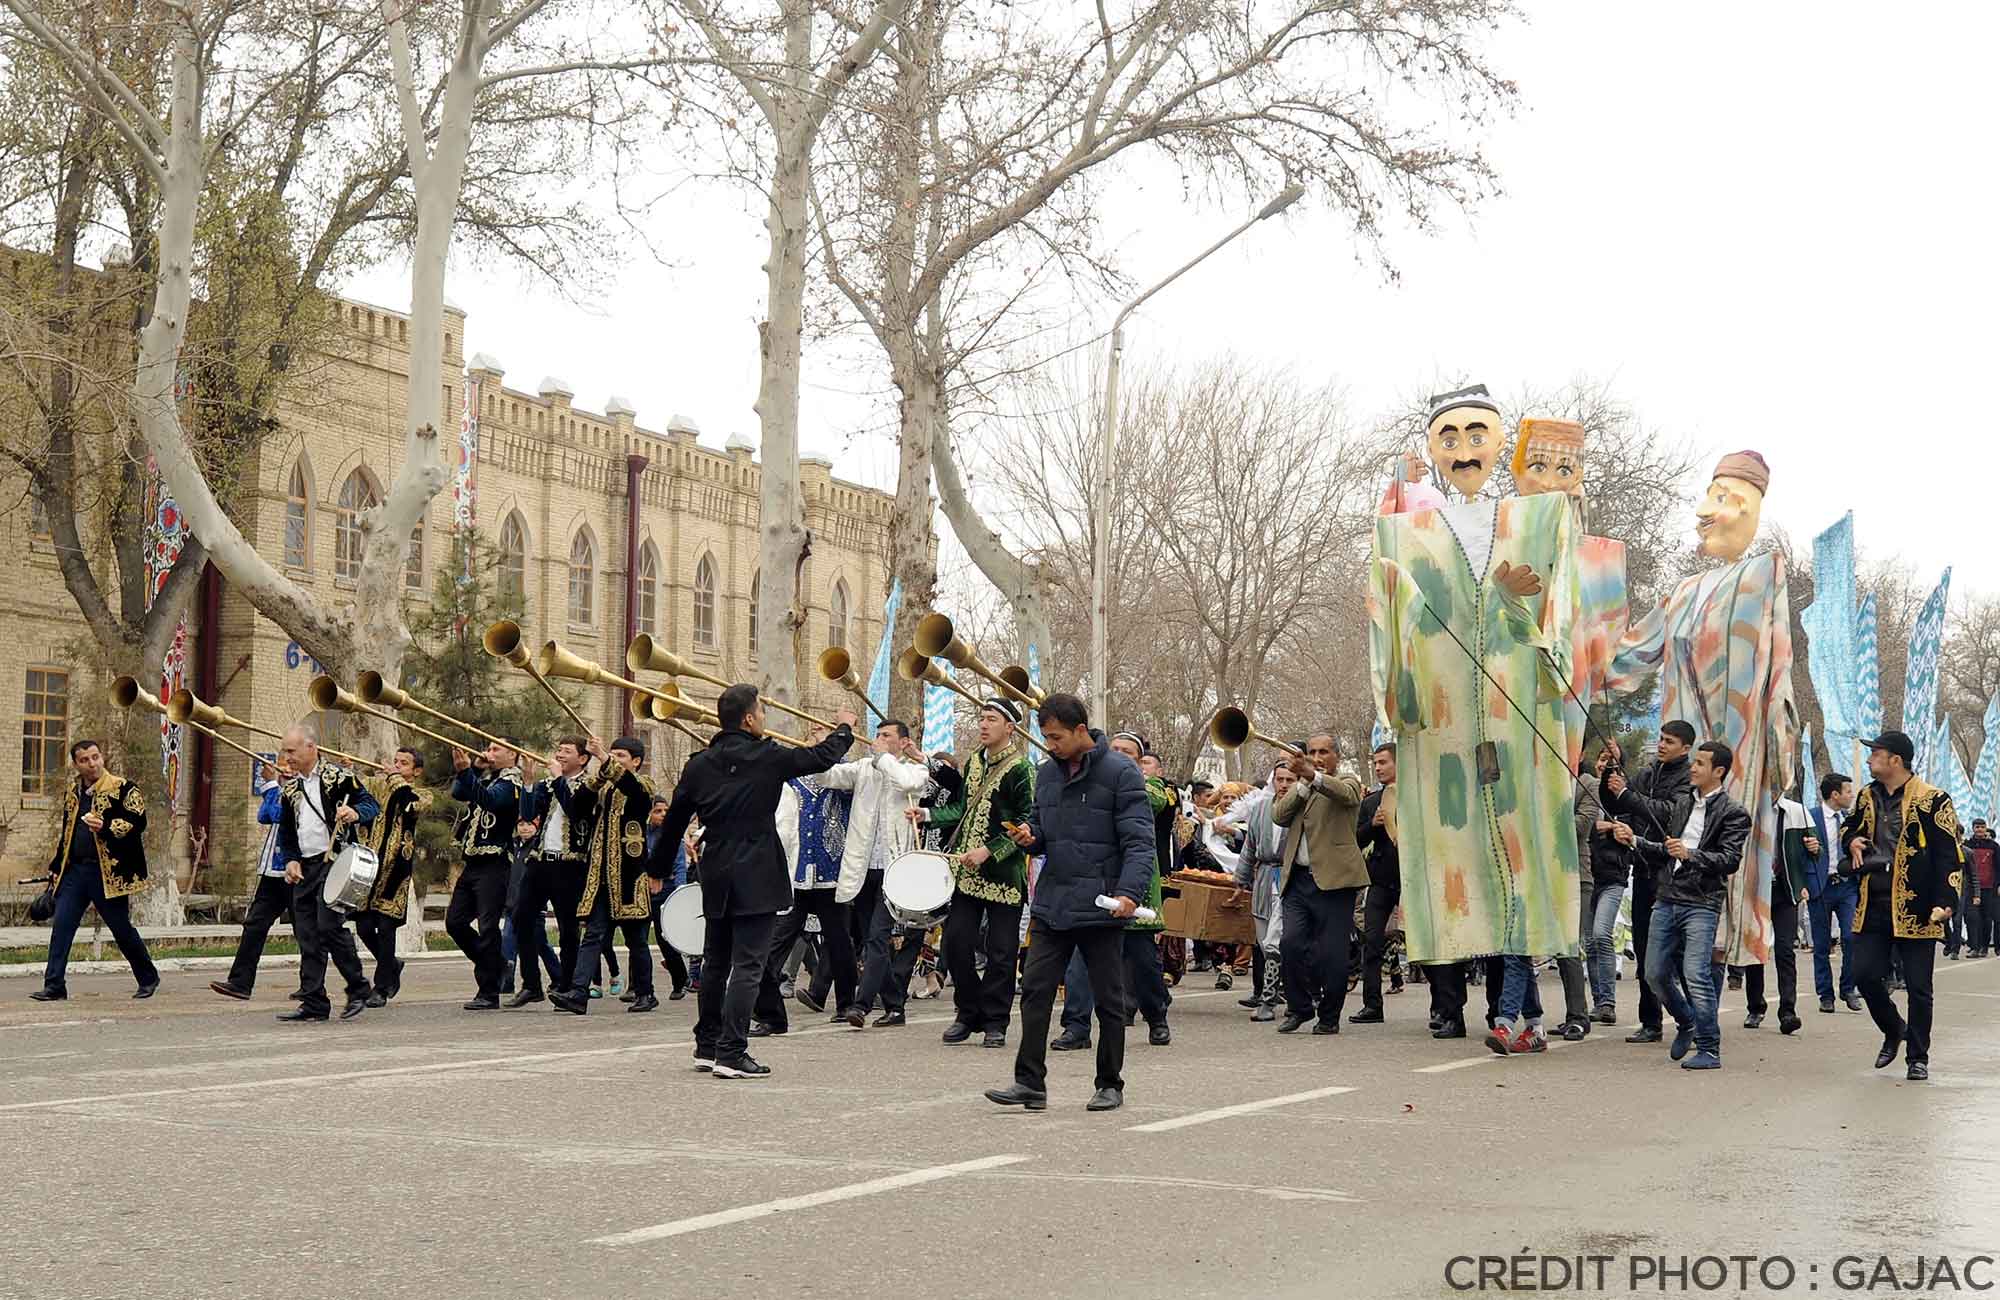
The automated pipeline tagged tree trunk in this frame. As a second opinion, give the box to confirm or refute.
[930,423,1053,680]
[884,355,938,722]
[754,142,812,708]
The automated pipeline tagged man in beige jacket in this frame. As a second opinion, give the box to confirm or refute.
[1271,734,1367,1034]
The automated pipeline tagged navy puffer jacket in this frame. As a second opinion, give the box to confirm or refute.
[1023,731,1156,930]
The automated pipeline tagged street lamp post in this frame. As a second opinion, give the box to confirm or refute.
[1090,183,1304,727]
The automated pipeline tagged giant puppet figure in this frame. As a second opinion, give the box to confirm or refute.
[1511,419,1632,769]
[1605,451,1798,967]
[1369,387,1582,964]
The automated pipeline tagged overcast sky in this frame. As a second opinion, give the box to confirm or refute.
[345,1,1996,601]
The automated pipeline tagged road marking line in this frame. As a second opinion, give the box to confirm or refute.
[1940,990,2000,998]
[0,1015,955,1114]
[1124,1084,1355,1132]
[587,1154,1031,1244]
[1413,1056,1490,1074]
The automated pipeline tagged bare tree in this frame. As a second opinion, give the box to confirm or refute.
[652,0,904,706]
[807,0,1520,715]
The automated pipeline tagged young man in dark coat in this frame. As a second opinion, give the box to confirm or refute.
[984,693,1155,1114]
[649,685,856,1080]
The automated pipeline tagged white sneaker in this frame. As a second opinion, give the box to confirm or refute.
[692,1057,715,1072]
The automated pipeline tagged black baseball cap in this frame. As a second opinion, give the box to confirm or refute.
[1861,731,1916,766]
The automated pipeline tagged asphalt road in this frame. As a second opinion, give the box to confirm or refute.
[3,953,1996,1300]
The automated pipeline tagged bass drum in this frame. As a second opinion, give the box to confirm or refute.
[660,883,706,956]
[323,843,382,915]
[883,850,954,930]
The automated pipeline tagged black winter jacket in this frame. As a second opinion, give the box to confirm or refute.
[1019,731,1155,931]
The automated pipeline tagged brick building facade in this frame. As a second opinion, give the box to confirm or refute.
[1,292,896,886]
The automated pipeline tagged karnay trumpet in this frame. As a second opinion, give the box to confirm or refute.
[356,671,556,761]
[634,686,807,749]
[1208,706,1305,760]
[307,674,550,769]
[816,647,887,723]
[481,620,592,733]
[914,613,1040,713]
[626,633,849,734]
[164,684,386,772]
[110,677,299,768]
[897,648,1048,756]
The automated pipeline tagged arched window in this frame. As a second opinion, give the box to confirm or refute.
[693,553,717,650]
[283,462,310,567]
[334,468,378,581]
[567,529,595,626]
[498,511,528,602]
[748,570,760,657]
[636,542,660,636]
[404,514,425,590]
[829,578,850,652]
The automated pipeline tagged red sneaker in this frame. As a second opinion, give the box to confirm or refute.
[1513,1025,1548,1054]
[1483,1025,1514,1056]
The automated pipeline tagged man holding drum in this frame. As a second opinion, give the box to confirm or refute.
[822,719,932,1028]
[275,725,378,1024]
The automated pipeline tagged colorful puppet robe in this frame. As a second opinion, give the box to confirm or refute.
[1369,492,1582,962]
[1605,551,1798,966]
[1562,535,1632,768]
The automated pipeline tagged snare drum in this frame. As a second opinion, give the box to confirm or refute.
[660,883,706,955]
[323,843,382,915]
[883,850,955,929]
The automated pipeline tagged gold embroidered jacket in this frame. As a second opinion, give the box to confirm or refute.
[929,744,1035,905]
[1839,775,1965,941]
[366,778,431,920]
[579,762,655,922]
[451,765,523,860]
[47,773,148,899]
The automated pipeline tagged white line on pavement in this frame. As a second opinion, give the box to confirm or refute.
[1124,1084,1356,1133]
[1411,1028,1617,1073]
[587,1154,1031,1245]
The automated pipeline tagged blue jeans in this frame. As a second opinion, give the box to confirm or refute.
[1496,954,1543,1025]
[42,862,159,994]
[1645,902,1721,1053]
[1808,880,1858,1001]
[1587,884,1625,1010]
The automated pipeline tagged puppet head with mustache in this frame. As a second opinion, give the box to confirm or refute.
[1425,384,1504,498]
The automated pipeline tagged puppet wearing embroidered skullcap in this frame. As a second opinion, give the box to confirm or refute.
[1368,386,1582,964]
[1605,449,1799,967]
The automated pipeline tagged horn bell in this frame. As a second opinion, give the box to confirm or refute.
[111,675,161,714]
[537,640,607,686]
[483,619,530,667]
[356,670,412,709]
[1209,706,1252,751]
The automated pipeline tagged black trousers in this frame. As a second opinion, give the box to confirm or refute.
[292,854,369,1015]
[571,884,653,999]
[1852,928,1937,1065]
[1360,882,1400,1013]
[445,859,509,998]
[755,889,855,1027]
[1629,868,1663,1030]
[351,911,404,995]
[1427,960,1468,1024]
[224,873,296,992]
[513,855,585,996]
[1061,930,1170,1033]
[1969,889,1997,954]
[696,909,778,1064]
[1015,919,1127,1093]
[647,887,690,991]
[1743,888,1800,1017]
[853,869,923,1014]
[1279,873,1357,1025]
[942,891,1023,1033]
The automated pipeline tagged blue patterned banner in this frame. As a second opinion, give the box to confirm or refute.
[1799,723,1816,806]
[1904,570,1952,777]
[1974,694,2000,827]
[1026,642,1045,751]
[865,578,902,725]
[923,674,958,754]
[1801,514,1859,739]
[1939,718,1973,817]
[1857,594,1881,739]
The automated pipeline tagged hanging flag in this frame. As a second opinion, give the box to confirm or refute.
[1973,694,2000,827]
[1800,514,1860,742]
[1798,723,1816,807]
[453,375,480,542]
[1026,641,1045,751]
[865,578,902,726]
[142,459,190,799]
[1939,717,1973,816]
[924,674,958,754]
[1903,570,1951,777]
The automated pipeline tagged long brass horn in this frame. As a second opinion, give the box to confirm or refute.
[627,633,845,733]
[482,620,593,733]
[915,613,1038,711]
[628,689,710,749]
[898,648,1048,756]
[111,677,282,767]
[1208,706,1304,760]
[160,684,384,771]
[817,647,887,723]
[308,674,550,769]
[635,687,808,748]
[998,665,1045,708]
